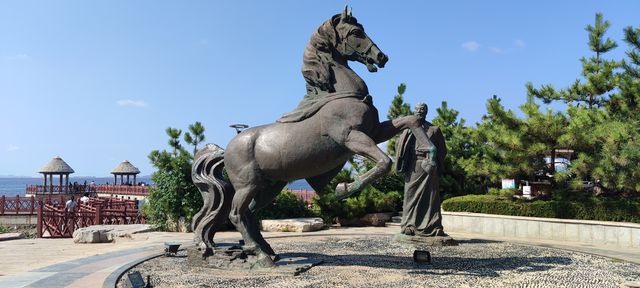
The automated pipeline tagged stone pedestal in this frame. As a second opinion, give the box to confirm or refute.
[186,243,322,275]
[393,233,458,247]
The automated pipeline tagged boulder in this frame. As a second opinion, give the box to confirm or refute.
[72,224,152,243]
[0,232,25,241]
[260,218,324,232]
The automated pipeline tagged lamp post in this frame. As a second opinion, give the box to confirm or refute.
[229,124,249,134]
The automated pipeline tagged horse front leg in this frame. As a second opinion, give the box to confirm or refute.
[372,114,423,144]
[334,130,391,200]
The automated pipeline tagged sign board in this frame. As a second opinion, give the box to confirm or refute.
[522,186,532,199]
[501,179,516,189]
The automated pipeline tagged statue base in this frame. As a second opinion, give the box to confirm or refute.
[393,233,458,247]
[186,244,322,275]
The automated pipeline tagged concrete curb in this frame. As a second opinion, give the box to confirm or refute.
[102,251,165,288]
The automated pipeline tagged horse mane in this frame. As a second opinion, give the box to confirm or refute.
[302,14,342,94]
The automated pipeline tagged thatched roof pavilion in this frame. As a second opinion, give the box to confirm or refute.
[111,160,140,185]
[39,156,74,193]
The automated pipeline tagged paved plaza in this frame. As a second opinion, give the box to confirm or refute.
[0,226,638,288]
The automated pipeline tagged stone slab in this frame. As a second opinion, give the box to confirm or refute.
[393,233,458,246]
[73,224,153,243]
[0,232,24,241]
[261,218,324,232]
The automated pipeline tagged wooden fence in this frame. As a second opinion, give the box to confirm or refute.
[0,195,147,238]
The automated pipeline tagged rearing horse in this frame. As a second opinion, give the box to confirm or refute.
[192,7,428,267]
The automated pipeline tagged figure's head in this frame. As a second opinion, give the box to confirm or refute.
[414,102,428,120]
[330,6,388,72]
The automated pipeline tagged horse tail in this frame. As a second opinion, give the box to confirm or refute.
[191,143,234,250]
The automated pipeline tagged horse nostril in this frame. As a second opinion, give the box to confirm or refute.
[378,53,387,63]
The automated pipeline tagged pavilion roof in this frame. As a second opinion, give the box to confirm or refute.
[111,160,140,175]
[39,156,75,174]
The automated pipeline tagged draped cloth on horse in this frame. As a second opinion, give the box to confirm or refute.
[277,91,368,123]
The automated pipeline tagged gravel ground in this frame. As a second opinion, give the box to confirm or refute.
[118,235,640,288]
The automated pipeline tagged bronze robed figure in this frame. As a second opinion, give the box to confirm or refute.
[395,103,448,237]
[191,7,432,268]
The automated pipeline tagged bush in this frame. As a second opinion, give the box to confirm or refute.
[314,186,402,224]
[0,225,9,234]
[442,194,640,223]
[255,191,315,220]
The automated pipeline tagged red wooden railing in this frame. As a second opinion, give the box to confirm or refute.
[288,189,318,204]
[26,184,150,196]
[31,196,145,238]
[0,195,71,215]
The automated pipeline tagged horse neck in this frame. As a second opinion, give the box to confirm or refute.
[302,44,369,96]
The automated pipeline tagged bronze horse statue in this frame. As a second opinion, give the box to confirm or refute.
[192,7,429,267]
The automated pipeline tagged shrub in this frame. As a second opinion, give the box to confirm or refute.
[0,225,9,234]
[255,191,315,220]
[442,194,640,223]
[314,186,402,224]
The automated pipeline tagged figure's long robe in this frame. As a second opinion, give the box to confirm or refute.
[395,122,447,236]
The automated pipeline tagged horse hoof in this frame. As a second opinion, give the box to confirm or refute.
[255,253,276,268]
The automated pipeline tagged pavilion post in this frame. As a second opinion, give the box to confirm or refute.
[114,174,117,185]
[133,175,137,185]
[44,174,48,193]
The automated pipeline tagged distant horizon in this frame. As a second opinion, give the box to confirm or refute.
[0,174,153,179]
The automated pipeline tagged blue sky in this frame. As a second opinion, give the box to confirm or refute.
[1,1,639,177]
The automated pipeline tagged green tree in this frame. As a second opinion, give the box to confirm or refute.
[165,127,183,156]
[145,125,205,231]
[460,95,568,188]
[431,101,481,197]
[386,83,412,156]
[184,121,206,156]
[527,13,620,109]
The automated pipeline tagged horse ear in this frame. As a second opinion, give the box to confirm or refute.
[348,7,352,17]
[341,5,350,21]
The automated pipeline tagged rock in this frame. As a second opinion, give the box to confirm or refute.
[621,281,640,288]
[0,232,24,241]
[72,224,152,243]
[260,218,324,232]
[393,233,458,246]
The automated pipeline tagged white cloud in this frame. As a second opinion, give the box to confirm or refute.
[462,41,480,52]
[5,53,31,61]
[6,145,19,152]
[117,99,147,108]
[489,47,503,54]
[514,39,526,48]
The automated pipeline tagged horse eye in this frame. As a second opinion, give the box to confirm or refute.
[351,29,363,37]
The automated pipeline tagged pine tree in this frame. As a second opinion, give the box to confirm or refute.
[386,83,412,156]
[165,127,183,156]
[184,121,206,156]
[431,101,478,196]
[527,13,620,109]
[460,95,568,188]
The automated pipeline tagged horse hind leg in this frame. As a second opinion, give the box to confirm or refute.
[228,173,280,268]
[247,180,287,258]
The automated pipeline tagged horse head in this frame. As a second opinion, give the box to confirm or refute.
[332,6,388,72]
[303,6,388,94]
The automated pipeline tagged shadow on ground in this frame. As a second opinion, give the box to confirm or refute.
[277,252,572,278]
